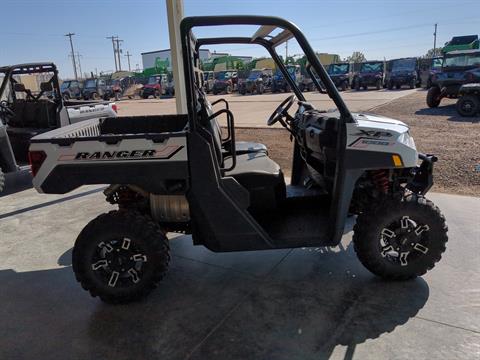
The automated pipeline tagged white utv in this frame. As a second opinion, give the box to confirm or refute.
[28,16,447,303]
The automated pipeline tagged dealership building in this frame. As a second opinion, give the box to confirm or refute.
[141,48,252,71]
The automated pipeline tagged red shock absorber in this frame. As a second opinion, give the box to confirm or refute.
[371,170,390,194]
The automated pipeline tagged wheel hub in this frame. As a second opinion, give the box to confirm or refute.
[380,216,430,266]
[91,238,148,287]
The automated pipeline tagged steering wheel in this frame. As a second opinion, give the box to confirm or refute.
[0,101,15,117]
[267,94,297,126]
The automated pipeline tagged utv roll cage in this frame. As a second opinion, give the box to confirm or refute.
[180,16,358,247]
[0,63,62,104]
[181,16,354,124]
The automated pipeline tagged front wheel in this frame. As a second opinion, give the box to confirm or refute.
[72,211,170,303]
[456,95,480,117]
[353,196,448,280]
[426,86,441,108]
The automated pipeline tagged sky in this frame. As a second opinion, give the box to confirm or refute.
[1,0,479,79]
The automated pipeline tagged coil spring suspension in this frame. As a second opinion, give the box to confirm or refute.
[371,170,390,194]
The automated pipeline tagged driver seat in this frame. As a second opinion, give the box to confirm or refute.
[199,96,286,211]
[201,95,267,156]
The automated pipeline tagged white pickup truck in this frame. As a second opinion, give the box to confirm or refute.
[0,63,117,163]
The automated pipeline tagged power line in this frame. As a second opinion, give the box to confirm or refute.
[64,32,78,80]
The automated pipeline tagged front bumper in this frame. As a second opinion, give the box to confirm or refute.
[407,153,437,195]
[390,75,415,85]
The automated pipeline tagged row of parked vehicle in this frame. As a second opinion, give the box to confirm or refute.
[60,73,175,101]
[201,57,443,96]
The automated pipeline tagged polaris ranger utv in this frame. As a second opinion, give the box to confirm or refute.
[426,49,480,108]
[352,61,384,90]
[29,16,447,304]
[385,57,420,90]
[327,62,352,91]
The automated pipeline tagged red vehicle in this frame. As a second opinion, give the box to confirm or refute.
[142,74,164,99]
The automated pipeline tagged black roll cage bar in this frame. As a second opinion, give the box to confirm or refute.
[0,63,62,104]
[180,15,355,131]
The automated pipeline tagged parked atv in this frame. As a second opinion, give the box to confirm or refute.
[29,15,448,304]
[272,65,301,92]
[203,71,215,93]
[419,57,443,89]
[238,68,272,95]
[60,79,83,100]
[327,63,351,91]
[426,49,480,108]
[456,83,480,116]
[142,74,166,99]
[83,78,114,100]
[385,57,420,89]
[352,61,384,90]
[212,71,233,95]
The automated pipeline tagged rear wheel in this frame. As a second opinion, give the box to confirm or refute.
[387,80,393,90]
[410,78,416,89]
[226,85,232,94]
[354,79,360,91]
[456,95,480,117]
[426,86,441,108]
[353,196,448,280]
[395,83,401,90]
[72,211,170,304]
[341,81,347,92]
[376,79,382,90]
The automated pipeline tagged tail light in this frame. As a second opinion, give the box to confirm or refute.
[28,151,47,176]
[111,104,118,113]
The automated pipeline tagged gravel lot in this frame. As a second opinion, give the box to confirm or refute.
[235,90,480,196]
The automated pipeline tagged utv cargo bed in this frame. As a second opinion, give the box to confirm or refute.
[29,115,189,194]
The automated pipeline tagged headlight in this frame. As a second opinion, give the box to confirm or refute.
[398,131,416,148]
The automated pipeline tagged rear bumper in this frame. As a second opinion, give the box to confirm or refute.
[407,153,437,195]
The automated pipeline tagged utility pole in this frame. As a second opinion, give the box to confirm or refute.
[116,38,124,71]
[433,23,438,54]
[285,40,288,62]
[125,51,132,72]
[106,36,118,72]
[76,52,83,79]
[65,33,78,80]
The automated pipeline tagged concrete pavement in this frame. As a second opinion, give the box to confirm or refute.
[117,89,418,127]
[0,187,478,359]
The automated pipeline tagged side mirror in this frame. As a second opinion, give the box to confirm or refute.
[14,83,26,92]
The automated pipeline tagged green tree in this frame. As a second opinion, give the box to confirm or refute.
[345,51,366,63]
[423,47,443,58]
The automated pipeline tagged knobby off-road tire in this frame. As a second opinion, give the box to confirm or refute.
[72,210,170,304]
[0,167,4,193]
[456,95,480,117]
[426,86,441,108]
[353,196,448,280]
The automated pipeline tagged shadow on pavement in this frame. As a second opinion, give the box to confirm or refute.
[415,104,480,123]
[0,242,429,359]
